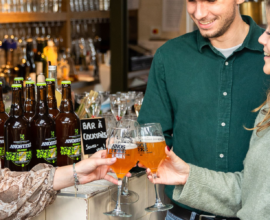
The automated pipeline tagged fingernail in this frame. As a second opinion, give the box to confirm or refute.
[166,146,171,151]
[111,158,117,162]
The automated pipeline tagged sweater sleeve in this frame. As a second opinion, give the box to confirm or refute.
[0,163,58,220]
[173,164,243,217]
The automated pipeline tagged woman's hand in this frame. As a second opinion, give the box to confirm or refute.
[53,150,117,190]
[76,150,118,185]
[146,147,190,185]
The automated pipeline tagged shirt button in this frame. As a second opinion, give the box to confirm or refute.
[223,92,227,96]
[219,154,224,158]
[225,62,229,66]
[221,122,226,126]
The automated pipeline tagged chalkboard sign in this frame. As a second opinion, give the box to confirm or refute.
[80,118,107,155]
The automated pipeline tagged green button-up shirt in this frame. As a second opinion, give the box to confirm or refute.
[138,16,270,214]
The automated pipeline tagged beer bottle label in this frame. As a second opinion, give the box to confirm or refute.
[0,136,4,157]
[36,132,57,164]
[6,135,32,167]
[60,130,81,161]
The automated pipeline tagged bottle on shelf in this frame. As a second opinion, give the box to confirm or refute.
[26,39,36,82]
[17,47,30,79]
[0,82,9,169]
[4,84,33,171]
[30,82,57,168]
[46,78,59,119]
[35,37,47,81]
[24,80,36,121]
[55,81,81,166]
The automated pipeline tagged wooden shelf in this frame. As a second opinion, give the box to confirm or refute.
[0,12,68,23]
[0,11,110,24]
[70,11,110,20]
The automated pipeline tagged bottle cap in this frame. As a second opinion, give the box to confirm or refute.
[25,81,35,85]
[0,82,2,85]
[46,78,55,82]
[37,83,46,86]
[14,77,24,81]
[48,65,57,71]
[61,81,71,85]
[12,84,22,88]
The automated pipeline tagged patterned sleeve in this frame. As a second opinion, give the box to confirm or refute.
[0,164,58,220]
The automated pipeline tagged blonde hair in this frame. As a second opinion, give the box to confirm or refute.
[246,91,270,134]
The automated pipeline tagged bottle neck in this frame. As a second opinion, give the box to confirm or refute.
[0,86,5,113]
[36,86,48,115]
[25,85,36,114]
[47,82,58,109]
[60,85,74,113]
[11,88,23,117]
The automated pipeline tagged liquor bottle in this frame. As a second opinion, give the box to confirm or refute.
[17,47,30,79]
[4,84,32,171]
[35,38,47,82]
[0,82,9,168]
[24,80,36,121]
[55,81,81,166]
[26,39,36,82]
[46,78,59,119]
[30,83,57,167]
[14,77,25,109]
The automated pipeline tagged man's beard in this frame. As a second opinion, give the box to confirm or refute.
[196,5,236,39]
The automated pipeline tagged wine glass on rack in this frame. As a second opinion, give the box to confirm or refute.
[110,94,127,123]
[111,119,140,204]
[85,94,101,118]
[134,94,144,117]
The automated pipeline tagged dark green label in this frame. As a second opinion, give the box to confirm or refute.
[36,137,57,164]
[0,147,4,157]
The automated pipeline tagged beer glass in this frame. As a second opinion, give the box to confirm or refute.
[137,123,173,212]
[104,127,138,217]
[112,119,139,204]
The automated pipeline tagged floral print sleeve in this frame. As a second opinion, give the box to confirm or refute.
[0,164,58,220]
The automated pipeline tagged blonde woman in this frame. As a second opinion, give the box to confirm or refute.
[145,2,270,219]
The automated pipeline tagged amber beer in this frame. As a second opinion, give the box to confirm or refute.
[30,83,57,168]
[0,82,9,168]
[137,137,167,173]
[46,78,59,119]
[24,80,36,121]
[55,81,81,166]
[107,143,138,179]
[5,84,32,171]
[14,77,25,109]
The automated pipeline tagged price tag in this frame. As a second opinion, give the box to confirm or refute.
[80,118,107,155]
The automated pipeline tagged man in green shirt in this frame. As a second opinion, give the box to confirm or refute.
[138,0,270,219]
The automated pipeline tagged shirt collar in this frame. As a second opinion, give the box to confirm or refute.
[197,15,264,53]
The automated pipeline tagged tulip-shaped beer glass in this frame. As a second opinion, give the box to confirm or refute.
[104,127,138,217]
[137,123,173,212]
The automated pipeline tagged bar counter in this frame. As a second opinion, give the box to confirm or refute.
[31,172,169,220]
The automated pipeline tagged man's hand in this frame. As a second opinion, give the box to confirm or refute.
[147,147,190,185]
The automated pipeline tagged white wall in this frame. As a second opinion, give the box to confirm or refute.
[138,0,187,53]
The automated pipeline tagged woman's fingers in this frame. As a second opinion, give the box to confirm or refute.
[94,157,117,167]
[104,174,118,185]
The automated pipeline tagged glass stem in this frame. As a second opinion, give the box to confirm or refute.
[153,173,162,206]
[115,178,122,211]
[122,176,129,196]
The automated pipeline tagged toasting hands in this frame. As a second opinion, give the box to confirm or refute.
[145,147,190,186]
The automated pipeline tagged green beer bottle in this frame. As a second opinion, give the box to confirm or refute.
[55,81,81,166]
[5,84,32,171]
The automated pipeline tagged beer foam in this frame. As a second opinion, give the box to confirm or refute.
[137,136,165,143]
[108,143,137,150]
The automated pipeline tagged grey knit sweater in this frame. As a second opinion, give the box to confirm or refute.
[173,107,270,220]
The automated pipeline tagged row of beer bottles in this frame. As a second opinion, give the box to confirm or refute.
[0,79,81,171]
